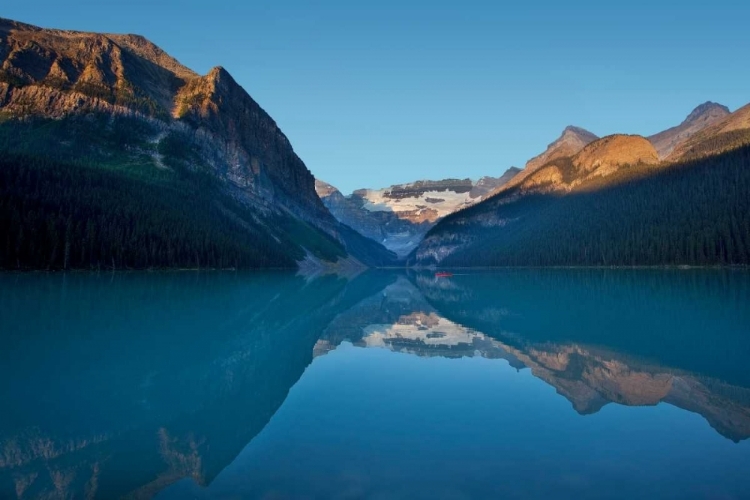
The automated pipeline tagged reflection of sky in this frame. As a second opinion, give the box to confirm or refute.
[158,343,750,500]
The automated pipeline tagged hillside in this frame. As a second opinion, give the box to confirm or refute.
[0,17,396,269]
[667,104,750,162]
[648,102,730,159]
[412,140,750,267]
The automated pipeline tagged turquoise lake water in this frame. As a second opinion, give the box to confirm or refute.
[1,270,749,499]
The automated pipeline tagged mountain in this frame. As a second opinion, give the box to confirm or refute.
[0,17,396,269]
[527,125,600,171]
[648,101,730,159]
[493,126,598,196]
[412,132,750,266]
[470,168,522,197]
[501,134,660,194]
[572,134,659,174]
[667,103,750,162]
[316,169,521,257]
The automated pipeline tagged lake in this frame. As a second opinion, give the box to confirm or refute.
[1,270,749,499]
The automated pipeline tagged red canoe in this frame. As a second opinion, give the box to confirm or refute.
[435,272,454,278]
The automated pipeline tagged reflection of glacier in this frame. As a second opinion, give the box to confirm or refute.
[2,270,750,500]
[315,275,750,442]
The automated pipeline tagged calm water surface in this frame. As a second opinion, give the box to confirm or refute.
[1,270,750,499]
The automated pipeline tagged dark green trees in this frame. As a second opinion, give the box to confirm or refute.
[0,154,306,270]
[425,145,750,267]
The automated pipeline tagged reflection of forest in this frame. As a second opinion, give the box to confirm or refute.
[0,271,394,500]
[316,272,750,443]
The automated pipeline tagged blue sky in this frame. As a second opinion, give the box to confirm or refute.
[4,1,749,193]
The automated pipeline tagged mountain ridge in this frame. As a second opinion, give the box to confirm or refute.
[411,120,750,267]
[0,16,397,269]
[667,103,750,161]
[316,168,521,256]
[485,125,599,199]
[648,101,730,159]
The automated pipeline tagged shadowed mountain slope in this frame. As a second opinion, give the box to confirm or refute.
[0,17,396,269]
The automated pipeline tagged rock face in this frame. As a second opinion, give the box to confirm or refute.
[648,102,730,159]
[0,17,325,219]
[470,168,521,198]
[491,126,598,196]
[0,17,396,267]
[527,126,599,171]
[573,134,659,174]
[316,169,521,256]
[493,134,660,197]
[510,134,659,193]
[667,103,750,161]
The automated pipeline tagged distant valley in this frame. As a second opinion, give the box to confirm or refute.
[316,169,520,256]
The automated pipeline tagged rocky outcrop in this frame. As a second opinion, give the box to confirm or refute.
[572,134,659,174]
[484,129,659,200]
[648,101,730,159]
[0,18,194,116]
[469,168,521,198]
[482,135,658,197]
[527,126,599,171]
[667,103,750,161]
[492,126,598,196]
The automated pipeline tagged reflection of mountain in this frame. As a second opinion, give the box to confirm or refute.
[0,271,394,499]
[488,341,750,442]
[316,272,750,442]
[3,270,749,499]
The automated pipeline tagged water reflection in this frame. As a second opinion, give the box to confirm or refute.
[0,269,749,499]
[316,272,750,442]
[0,271,394,499]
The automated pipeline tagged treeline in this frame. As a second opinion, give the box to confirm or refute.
[0,154,307,270]
[430,145,750,267]
[680,129,750,162]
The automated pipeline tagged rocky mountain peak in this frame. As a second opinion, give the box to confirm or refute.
[665,103,750,161]
[0,17,330,223]
[562,125,598,141]
[526,125,599,171]
[487,126,598,197]
[684,101,731,124]
[649,101,731,159]
[315,179,341,198]
[470,167,522,198]
[207,65,230,81]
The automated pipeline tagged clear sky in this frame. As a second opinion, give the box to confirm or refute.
[4,1,749,194]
